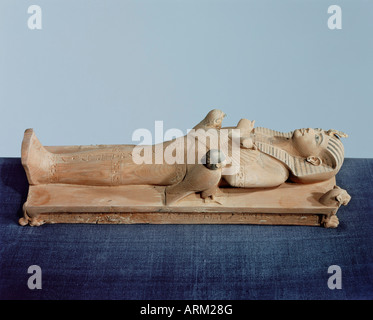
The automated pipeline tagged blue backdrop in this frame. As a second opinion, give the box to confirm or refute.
[0,0,372,157]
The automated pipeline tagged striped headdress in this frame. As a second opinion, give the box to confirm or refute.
[254,127,346,183]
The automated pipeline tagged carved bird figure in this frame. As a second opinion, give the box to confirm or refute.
[229,118,256,149]
[193,109,226,130]
[165,149,226,205]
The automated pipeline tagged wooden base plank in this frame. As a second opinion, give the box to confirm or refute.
[20,178,339,227]
[35,212,322,226]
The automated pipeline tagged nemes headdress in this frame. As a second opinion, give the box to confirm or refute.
[254,127,347,183]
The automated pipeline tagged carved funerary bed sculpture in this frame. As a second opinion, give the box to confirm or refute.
[20,109,351,227]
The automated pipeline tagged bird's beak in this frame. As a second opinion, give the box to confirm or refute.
[219,160,227,168]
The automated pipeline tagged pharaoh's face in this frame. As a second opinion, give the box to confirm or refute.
[292,128,330,158]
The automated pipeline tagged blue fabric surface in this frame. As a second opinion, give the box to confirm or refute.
[0,157,372,300]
